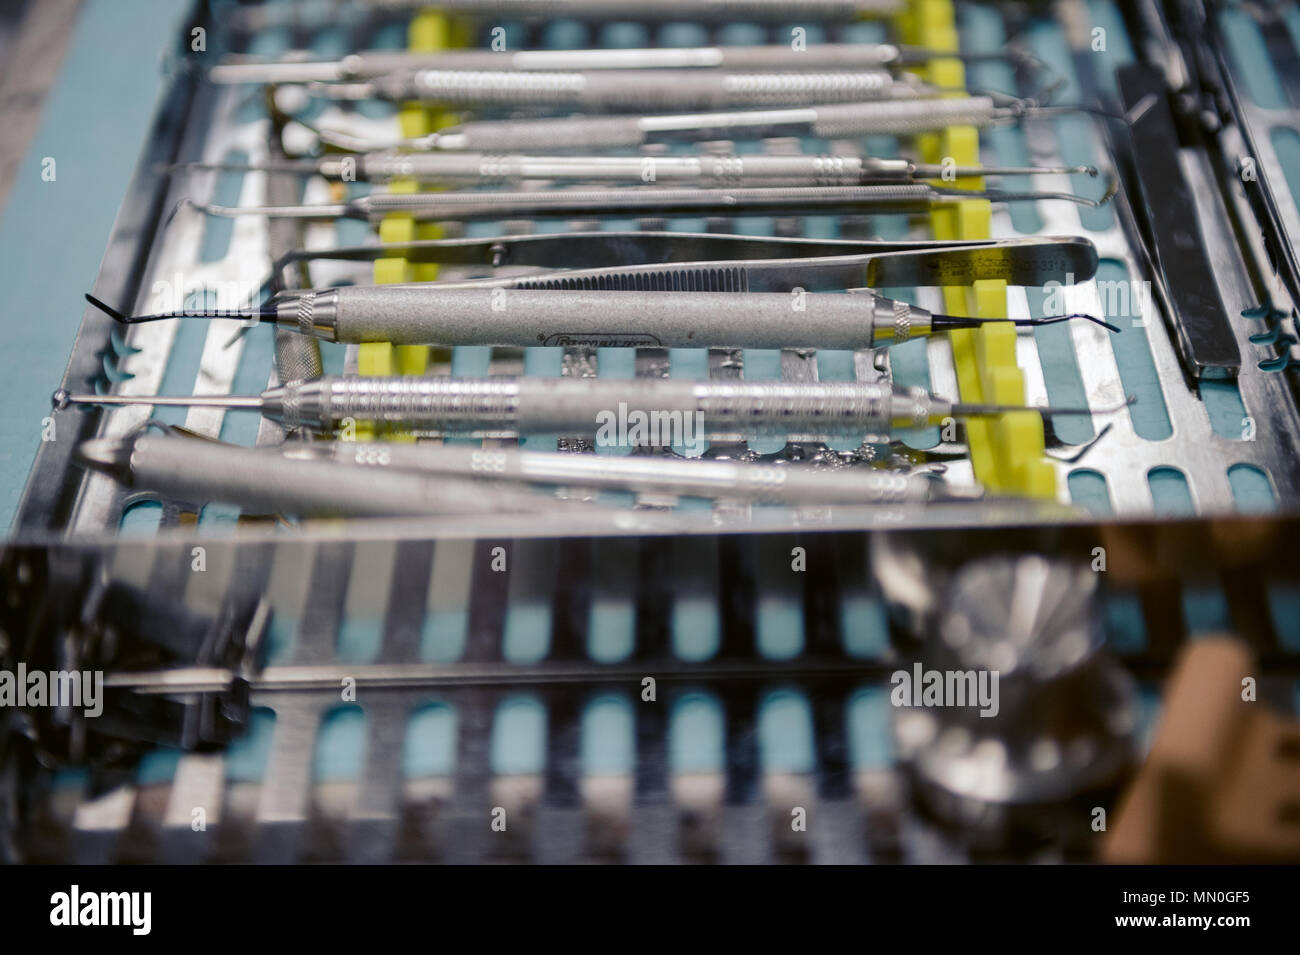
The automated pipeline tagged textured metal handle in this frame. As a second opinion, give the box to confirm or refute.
[454,115,646,151]
[365,151,869,186]
[330,286,892,350]
[811,97,998,138]
[265,160,324,388]
[688,380,903,433]
[306,376,922,437]
[320,376,524,432]
[504,265,750,292]
[390,68,907,110]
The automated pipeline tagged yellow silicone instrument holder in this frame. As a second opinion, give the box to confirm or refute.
[897,0,1055,498]
[358,8,471,442]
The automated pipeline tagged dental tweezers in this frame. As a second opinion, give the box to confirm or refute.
[257,230,1101,291]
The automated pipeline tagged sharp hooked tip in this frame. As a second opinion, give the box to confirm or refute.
[941,312,1121,333]
[1038,394,1137,416]
[85,291,271,325]
[1027,312,1121,333]
[1095,175,1119,206]
[954,392,1136,418]
[85,293,131,323]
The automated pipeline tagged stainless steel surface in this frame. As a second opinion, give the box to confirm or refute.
[211,42,909,83]
[893,554,1139,832]
[271,286,937,349]
[193,180,1104,221]
[345,67,930,109]
[9,0,1300,872]
[73,376,968,437]
[227,148,1087,185]
[76,432,600,519]
[396,97,1004,152]
[292,440,949,505]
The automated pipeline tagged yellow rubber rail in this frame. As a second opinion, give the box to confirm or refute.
[358,8,472,441]
[899,0,1055,498]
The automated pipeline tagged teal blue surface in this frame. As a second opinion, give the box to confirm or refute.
[313,705,367,782]
[756,593,804,660]
[1067,468,1112,515]
[1227,463,1275,512]
[758,689,816,773]
[1,0,193,531]
[845,687,891,769]
[420,607,468,662]
[1104,589,1147,653]
[1096,260,1172,440]
[839,592,889,658]
[587,595,635,662]
[1221,8,1286,109]
[490,695,546,774]
[502,601,551,663]
[135,746,181,785]
[672,593,721,661]
[581,694,634,773]
[225,708,277,783]
[669,692,725,773]
[402,702,457,778]
[1148,466,1195,516]
[1268,584,1300,652]
[336,615,382,663]
[1181,584,1232,635]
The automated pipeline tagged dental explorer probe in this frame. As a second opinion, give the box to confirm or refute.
[180,180,1114,223]
[54,378,1126,438]
[177,149,1096,187]
[87,286,1116,350]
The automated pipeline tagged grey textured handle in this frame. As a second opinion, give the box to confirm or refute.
[811,96,998,137]
[387,68,906,110]
[265,163,324,386]
[707,44,901,70]
[503,265,752,292]
[129,435,565,518]
[331,286,887,350]
[360,42,902,73]
[332,441,921,505]
[307,376,920,438]
[274,328,324,384]
[454,115,647,151]
[363,151,870,186]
